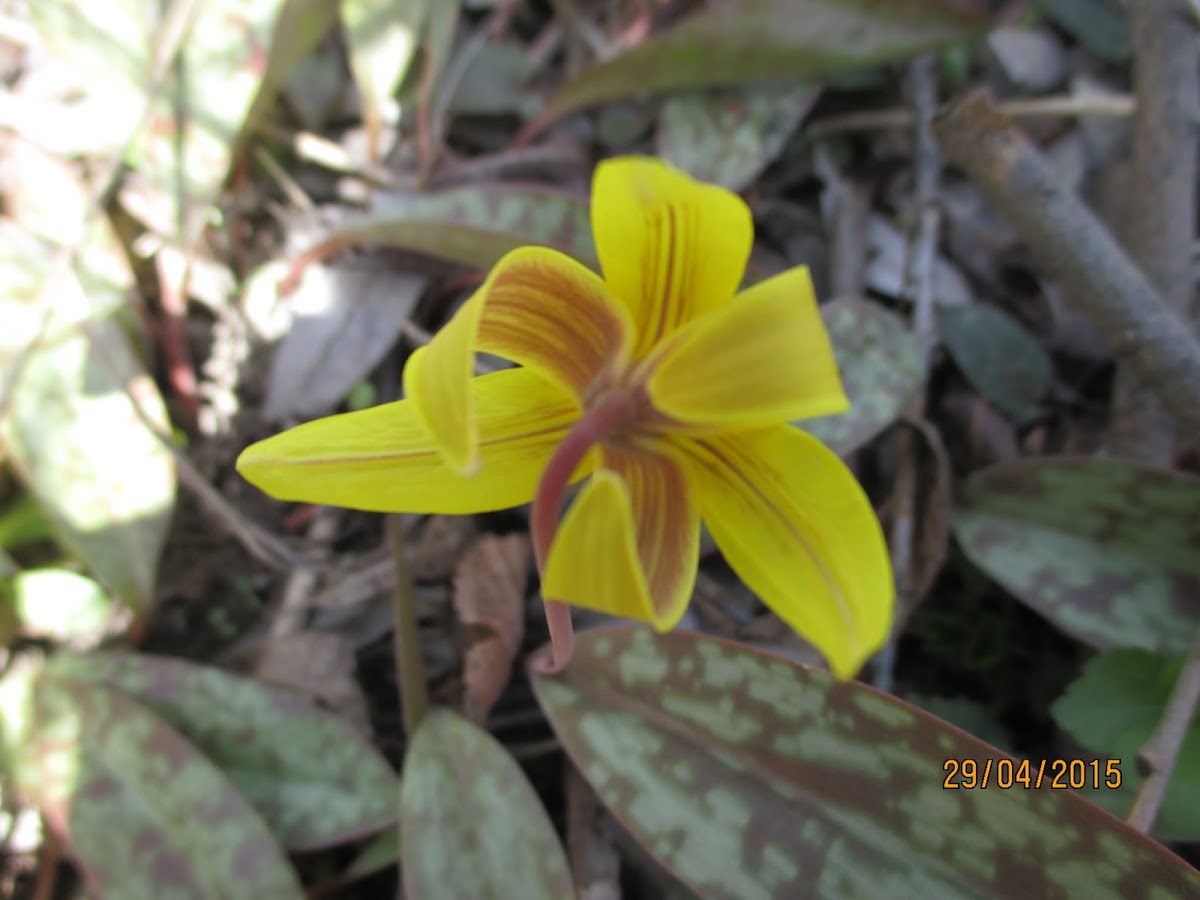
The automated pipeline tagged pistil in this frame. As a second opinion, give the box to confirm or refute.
[530,389,637,673]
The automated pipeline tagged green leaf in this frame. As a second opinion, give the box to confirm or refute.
[534,627,1200,899]
[1052,648,1200,841]
[937,304,1054,421]
[0,660,305,898]
[399,708,574,899]
[1038,0,1128,61]
[547,0,986,118]
[303,184,594,272]
[10,569,111,646]
[954,459,1200,654]
[48,651,398,851]
[802,297,925,456]
[656,81,820,191]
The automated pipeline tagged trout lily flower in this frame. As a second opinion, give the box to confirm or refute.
[238,156,893,677]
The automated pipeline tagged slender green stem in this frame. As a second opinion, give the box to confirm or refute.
[387,514,429,735]
[530,390,636,673]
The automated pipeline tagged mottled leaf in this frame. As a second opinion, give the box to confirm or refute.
[342,0,426,156]
[265,265,426,420]
[449,42,539,117]
[534,627,1200,899]
[547,0,986,117]
[0,661,304,898]
[399,708,574,899]
[953,459,1200,654]
[802,297,925,456]
[48,651,397,850]
[1053,648,1200,841]
[9,569,111,647]
[657,81,820,191]
[938,304,1054,422]
[298,184,594,275]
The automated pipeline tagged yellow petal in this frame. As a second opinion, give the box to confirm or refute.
[646,267,849,432]
[681,426,893,678]
[602,442,699,626]
[406,246,633,473]
[591,156,752,358]
[541,451,700,628]
[238,369,584,514]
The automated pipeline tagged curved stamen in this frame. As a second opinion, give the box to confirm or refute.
[530,389,637,673]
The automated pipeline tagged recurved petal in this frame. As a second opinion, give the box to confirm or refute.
[646,266,848,432]
[238,369,585,514]
[680,426,893,678]
[542,447,700,629]
[405,245,633,473]
[591,156,752,357]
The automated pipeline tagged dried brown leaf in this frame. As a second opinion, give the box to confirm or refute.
[452,533,530,723]
[411,514,477,581]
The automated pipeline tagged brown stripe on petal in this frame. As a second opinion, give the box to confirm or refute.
[478,251,631,399]
[600,441,701,625]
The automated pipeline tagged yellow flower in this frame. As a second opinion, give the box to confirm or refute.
[238,156,893,677]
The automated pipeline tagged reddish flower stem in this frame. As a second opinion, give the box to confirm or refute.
[530,389,636,674]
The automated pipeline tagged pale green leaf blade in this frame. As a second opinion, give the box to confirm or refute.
[547,0,986,118]
[48,651,398,851]
[802,297,925,456]
[953,459,1200,653]
[341,0,427,149]
[399,708,573,899]
[534,626,1200,899]
[1053,648,1200,841]
[10,569,112,646]
[0,661,305,899]
[2,317,175,611]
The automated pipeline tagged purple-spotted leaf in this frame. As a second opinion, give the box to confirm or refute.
[0,660,304,898]
[297,184,594,275]
[938,304,1054,422]
[48,651,397,851]
[1053,648,1200,841]
[399,709,574,899]
[546,0,986,118]
[656,81,820,191]
[953,459,1200,654]
[533,627,1200,899]
[802,297,925,456]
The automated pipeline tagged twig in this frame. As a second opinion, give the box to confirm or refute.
[387,514,429,736]
[1109,0,1199,462]
[1127,631,1200,832]
[933,90,1200,446]
[874,55,942,694]
[806,93,1134,140]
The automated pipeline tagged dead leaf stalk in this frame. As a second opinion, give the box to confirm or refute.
[933,90,1200,446]
[387,514,429,737]
[1109,0,1199,462]
[875,54,942,694]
